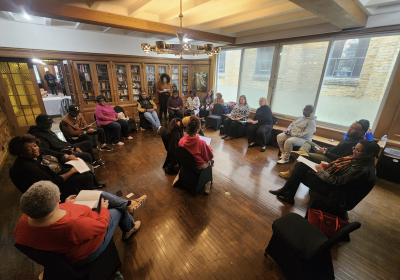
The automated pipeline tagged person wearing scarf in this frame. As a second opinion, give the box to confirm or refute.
[269,140,379,206]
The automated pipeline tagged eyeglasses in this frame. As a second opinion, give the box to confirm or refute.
[352,147,363,153]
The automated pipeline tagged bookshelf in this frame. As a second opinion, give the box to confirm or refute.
[77,63,95,104]
[171,66,179,94]
[130,64,141,102]
[182,66,189,97]
[95,63,112,102]
[146,65,156,100]
[115,64,129,102]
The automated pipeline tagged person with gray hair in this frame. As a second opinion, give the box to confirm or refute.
[276,105,317,164]
[14,181,147,266]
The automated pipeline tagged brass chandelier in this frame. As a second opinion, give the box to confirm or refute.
[141,0,221,59]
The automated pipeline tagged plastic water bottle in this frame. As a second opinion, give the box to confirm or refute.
[381,135,387,145]
[115,271,124,280]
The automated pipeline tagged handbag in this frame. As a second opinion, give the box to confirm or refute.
[307,209,349,237]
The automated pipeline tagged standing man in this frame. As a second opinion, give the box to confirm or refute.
[61,105,112,151]
[44,70,58,95]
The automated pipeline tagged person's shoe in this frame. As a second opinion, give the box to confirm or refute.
[157,126,162,134]
[277,196,295,205]
[112,142,124,146]
[248,143,256,148]
[100,145,113,151]
[290,150,309,159]
[122,221,141,240]
[126,195,147,216]
[279,170,292,179]
[225,136,234,140]
[92,159,106,168]
[261,146,266,152]
[277,158,289,164]
[124,136,133,140]
[93,180,106,189]
[269,188,289,196]
[221,134,229,139]
[204,181,212,194]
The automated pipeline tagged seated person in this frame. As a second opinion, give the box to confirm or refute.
[14,181,146,267]
[62,105,112,151]
[199,89,214,119]
[94,95,133,146]
[137,90,161,132]
[269,140,379,206]
[167,90,184,121]
[344,127,373,141]
[210,92,224,114]
[276,105,316,164]
[280,119,371,178]
[247,97,273,152]
[160,118,185,175]
[8,135,105,200]
[184,90,200,116]
[221,95,251,140]
[182,116,204,136]
[28,114,105,168]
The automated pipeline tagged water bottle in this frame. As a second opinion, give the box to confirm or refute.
[380,135,387,148]
[115,271,124,280]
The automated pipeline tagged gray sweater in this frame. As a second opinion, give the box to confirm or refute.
[287,115,317,141]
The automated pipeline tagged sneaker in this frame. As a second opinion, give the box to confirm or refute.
[277,158,289,164]
[204,181,211,194]
[122,221,141,240]
[124,136,133,140]
[225,136,234,140]
[279,170,292,179]
[112,142,124,146]
[92,159,106,168]
[221,134,229,139]
[93,180,106,189]
[290,150,309,159]
[126,195,147,216]
[157,126,162,134]
[100,145,113,151]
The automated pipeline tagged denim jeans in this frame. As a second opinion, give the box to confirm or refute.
[74,191,135,267]
[144,111,161,130]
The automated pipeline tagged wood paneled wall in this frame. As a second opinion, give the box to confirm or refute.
[0,113,13,170]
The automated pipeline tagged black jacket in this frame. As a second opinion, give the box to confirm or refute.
[325,135,364,161]
[28,125,76,152]
[253,105,273,126]
[9,148,68,193]
[201,95,214,107]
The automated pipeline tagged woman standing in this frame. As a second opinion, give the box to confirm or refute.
[158,73,173,120]
[199,89,214,119]
[247,97,273,152]
[185,90,200,116]
[221,95,251,140]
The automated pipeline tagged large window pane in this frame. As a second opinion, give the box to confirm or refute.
[217,50,242,103]
[239,47,274,108]
[316,35,400,127]
[272,41,330,116]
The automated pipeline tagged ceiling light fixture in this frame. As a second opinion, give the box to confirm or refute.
[140,0,220,59]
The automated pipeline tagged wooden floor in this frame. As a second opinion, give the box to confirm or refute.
[1,124,400,280]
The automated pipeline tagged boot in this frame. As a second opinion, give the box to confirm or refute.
[279,170,292,179]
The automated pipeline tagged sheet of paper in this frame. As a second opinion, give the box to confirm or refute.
[66,158,90,173]
[297,156,318,172]
[199,136,212,145]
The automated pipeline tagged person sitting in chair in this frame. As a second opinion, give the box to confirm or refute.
[221,95,251,140]
[62,105,112,151]
[167,90,184,121]
[184,90,200,116]
[8,135,105,200]
[160,118,185,175]
[28,114,105,168]
[279,119,371,178]
[247,97,273,152]
[269,140,379,206]
[210,92,224,114]
[137,90,161,133]
[199,89,214,119]
[276,105,317,164]
[14,181,146,266]
[94,95,133,146]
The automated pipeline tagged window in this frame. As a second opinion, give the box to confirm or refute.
[216,49,242,103]
[254,47,274,76]
[325,38,370,78]
[218,51,226,74]
[33,65,41,84]
[239,47,275,108]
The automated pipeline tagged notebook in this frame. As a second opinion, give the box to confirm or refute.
[73,190,103,209]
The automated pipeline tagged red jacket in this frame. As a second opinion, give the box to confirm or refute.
[178,135,213,165]
[14,203,110,263]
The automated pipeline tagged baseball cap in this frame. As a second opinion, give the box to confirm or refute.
[68,105,81,113]
[36,114,54,125]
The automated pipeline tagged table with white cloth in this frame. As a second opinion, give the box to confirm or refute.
[42,96,71,116]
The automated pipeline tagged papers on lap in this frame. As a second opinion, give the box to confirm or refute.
[297,156,318,172]
[199,136,212,145]
[65,158,90,173]
[73,190,103,209]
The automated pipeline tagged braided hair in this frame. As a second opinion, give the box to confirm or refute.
[186,115,201,136]
[356,119,370,133]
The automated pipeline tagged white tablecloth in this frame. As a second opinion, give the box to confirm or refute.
[43,96,71,116]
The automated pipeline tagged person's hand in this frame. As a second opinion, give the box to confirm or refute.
[65,195,76,203]
[112,118,118,121]
[210,105,213,109]
[206,106,209,109]
[70,167,79,174]
[201,106,204,109]
[315,165,324,172]
[285,131,291,136]
[67,154,78,161]
[100,198,109,209]
[87,128,96,133]
[75,148,82,153]
[251,120,258,124]
[315,148,325,154]
[235,118,241,121]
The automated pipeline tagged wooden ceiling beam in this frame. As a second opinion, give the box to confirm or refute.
[0,3,235,44]
[289,0,368,29]
[159,0,212,22]
[220,10,316,34]
[127,0,153,17]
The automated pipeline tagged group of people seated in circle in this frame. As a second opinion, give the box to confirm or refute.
[8,79,381,271]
